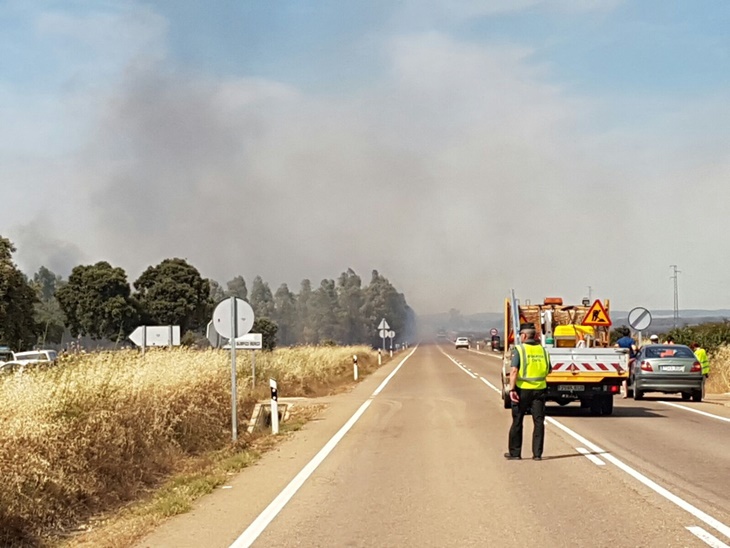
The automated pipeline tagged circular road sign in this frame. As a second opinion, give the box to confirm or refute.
[490,328,498,336]
[379,329,388,338]
[627,307,652,331]
[388,330,395,338]
[213,298,255,339]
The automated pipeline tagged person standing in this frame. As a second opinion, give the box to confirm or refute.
[615,327,637,398]
[505,323,551,461]
[691,342,710,377]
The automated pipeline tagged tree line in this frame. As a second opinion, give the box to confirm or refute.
[0,236,416,351]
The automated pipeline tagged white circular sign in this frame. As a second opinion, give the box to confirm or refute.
[213,298,255,339]
[627,307,652,331]
[388,330,395,338]
[379,329,388,338]
[490,328,498,336]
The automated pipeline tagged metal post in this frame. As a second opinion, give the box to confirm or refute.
[142,326,146,356]
[251,349,256,391]
[230,296,238,442]
[270,379,279,435]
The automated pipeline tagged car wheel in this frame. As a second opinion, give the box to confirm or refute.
[681,392,691,401]
[692,390,703,402]
[633,388,644,401]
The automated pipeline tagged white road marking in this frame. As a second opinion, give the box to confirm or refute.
[479,376,501,394]
[576,447,606,466]
[659,401,730,424]
[687,526,730,548]
[230,347,418,548]
[544,416,730,541]
[440,351,477,378]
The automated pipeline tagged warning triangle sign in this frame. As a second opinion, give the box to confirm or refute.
[582,300,612,327]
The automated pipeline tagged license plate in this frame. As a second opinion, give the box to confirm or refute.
[558,385,584,391]
[661,366,684,372]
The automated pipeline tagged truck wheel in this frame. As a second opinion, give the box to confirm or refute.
[589,398,602,416]
[601,395,614,416]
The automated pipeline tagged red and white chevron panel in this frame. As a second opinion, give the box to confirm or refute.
[552,362,624,373]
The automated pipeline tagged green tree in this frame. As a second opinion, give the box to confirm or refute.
[311,279,341,343]
[0,237,39,350]
[337,268,365,344]
[31,266,66,346]
[249,275,275,319]
[362,270,413,347]
[208,279,226,304]
[252,317,278,351]
[296,279,315,343]
[226,275,248,300]
[273,283,297,346]
[56,261,138,340]
[133,258,210,333]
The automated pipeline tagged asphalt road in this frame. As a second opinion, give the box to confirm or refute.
[137,344,730,548]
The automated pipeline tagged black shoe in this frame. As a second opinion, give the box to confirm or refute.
[504,453,521,460]
[532,456,542,461]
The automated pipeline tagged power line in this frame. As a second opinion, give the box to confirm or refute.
[670,265,681,328]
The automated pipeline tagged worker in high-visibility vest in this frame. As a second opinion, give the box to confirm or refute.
[690,342,710,377]
[505,322,552,461]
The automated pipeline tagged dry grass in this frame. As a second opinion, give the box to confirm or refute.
[0,346,379,547]
[707,345,730,394]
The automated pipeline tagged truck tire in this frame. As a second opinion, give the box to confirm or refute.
[600,395,614,416]
[589,398,602,416]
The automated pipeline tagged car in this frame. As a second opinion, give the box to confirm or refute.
[455,337,470,350]
[13,350,57,366]
[0,361,24,375]
[630,344,704,401]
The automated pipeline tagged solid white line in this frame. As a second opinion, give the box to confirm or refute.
[687,526,730,548]
[230,347,418,548]
[659,401,730,424]
[440,351,477,378]
[479,376,501,394]
[545,416,730,541]
[576,446,606,466]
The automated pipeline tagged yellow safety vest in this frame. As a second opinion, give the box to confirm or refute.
[694,348,709,375]
[516,344,551,390]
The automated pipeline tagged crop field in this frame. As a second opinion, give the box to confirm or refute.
[707,345,730,394]
[0,346,380,547]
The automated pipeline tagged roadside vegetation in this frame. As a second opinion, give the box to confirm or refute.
[665,323,730,393]
[0,346,382,547]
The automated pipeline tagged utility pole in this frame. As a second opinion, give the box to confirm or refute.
[587,286,593,302]
[670,265,681,328]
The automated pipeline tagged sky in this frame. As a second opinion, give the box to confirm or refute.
[1,0,729,315]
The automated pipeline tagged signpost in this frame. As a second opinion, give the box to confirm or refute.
[581,300,612,327]
[628,307,652,347]
[388,329,395,357]
[129,326,181,354]
[213,297,255,442]
[378,319,390,351]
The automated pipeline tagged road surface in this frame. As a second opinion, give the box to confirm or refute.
[137,344,730,548]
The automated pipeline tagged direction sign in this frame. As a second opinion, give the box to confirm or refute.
[213,298,255,339]
[129,325,180,347]
[378,319,390,330]
[490,328,498,336]
[388,330,395,338]
[628,307,652,331]
[581,300,612,327]
[223,333,263,350]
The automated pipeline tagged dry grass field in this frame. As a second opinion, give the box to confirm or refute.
[0,346,381,547]
[707,345,730,394]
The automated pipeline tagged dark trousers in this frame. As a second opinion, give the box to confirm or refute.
[508,388,546,458]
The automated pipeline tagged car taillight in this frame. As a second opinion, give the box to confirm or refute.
[640,361,653,371]
[690,361,701,373]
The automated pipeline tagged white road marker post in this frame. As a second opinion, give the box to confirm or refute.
[353,354,358,381]
[378,348,382,365]
[270,378,279,435]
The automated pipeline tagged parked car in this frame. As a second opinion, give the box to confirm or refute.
[0,361,23,375]
[455,337,470,350]
[630,344,704,401]
[13,350,58,366]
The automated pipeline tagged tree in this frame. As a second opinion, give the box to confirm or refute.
[273,283,297,346]
[337,268,365,344]
[31,266,66,346]
[133,258,210,333]
[208,279,226,304]
[362,270,414,347]
[0,237,39,350]
[249,276,275,319]
[310,279,341,343]
[226,275,248,300]
[56,261,139,340]
[296,279,315,343]
[252,317,278,351]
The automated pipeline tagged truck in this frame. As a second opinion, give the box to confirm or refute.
[501,291,629,416]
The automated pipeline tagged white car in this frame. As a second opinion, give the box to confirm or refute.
[455,337,470,350]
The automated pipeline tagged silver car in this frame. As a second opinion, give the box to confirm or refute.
[631,344,704,401]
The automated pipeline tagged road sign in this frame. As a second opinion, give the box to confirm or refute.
[228,333,263,350]
[490,328,498,336]
[378,319,390,330]
[628,307,652,331]
[581,300,612,327]
[129,326,180,347]
[213,298,255,339]
[379,329,388,338]
[388,330,395,338]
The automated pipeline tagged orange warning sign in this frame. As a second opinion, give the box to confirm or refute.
[582,300,611,326]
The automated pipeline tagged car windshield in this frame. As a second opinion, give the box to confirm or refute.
[644,346,694,359]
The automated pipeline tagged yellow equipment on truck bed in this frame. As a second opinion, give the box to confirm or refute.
[501,291,629,416]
